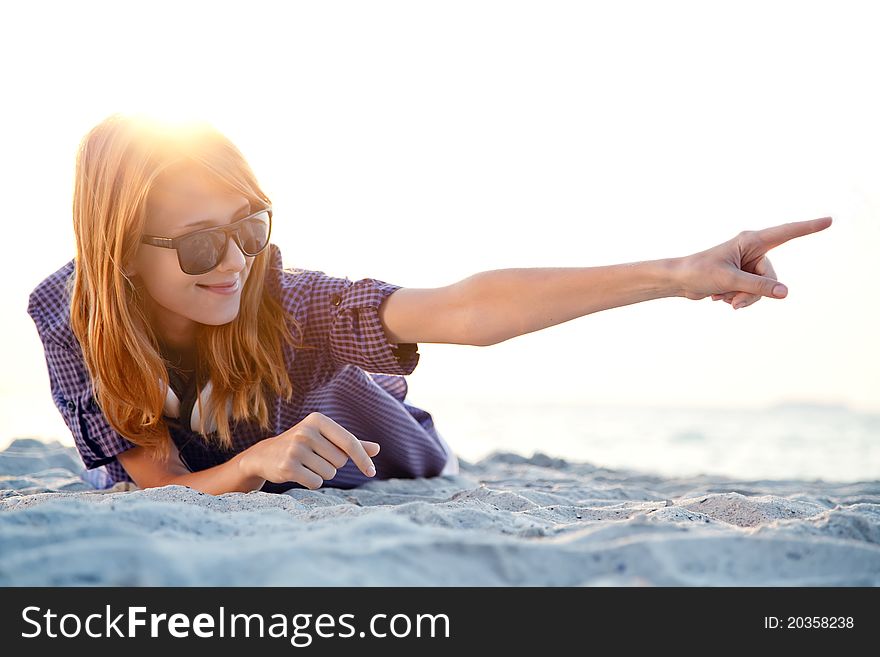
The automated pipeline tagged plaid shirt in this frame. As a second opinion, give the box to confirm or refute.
[26,243,452,492]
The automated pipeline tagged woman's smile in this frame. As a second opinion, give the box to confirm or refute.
[196,279,241,295]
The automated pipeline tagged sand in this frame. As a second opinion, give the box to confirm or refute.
[1,437,878,586]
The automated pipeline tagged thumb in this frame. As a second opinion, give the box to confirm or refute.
[733,271,788,299]
[360,440,381,455]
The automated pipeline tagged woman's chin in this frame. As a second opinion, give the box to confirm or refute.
[188,300,242,326]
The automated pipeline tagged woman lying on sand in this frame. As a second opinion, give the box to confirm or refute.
[27,113,832,495]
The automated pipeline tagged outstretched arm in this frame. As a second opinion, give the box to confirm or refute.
[452,258,682,346]
[378,216,833,347]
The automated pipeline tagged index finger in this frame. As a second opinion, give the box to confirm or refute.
[313,413,376,476]
[755,216,833,251]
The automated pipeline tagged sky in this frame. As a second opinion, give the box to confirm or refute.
[1,1,878,452]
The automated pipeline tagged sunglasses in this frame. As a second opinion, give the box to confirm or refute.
[141,206,273,275]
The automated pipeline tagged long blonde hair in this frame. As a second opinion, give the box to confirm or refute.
[69,113,315,465]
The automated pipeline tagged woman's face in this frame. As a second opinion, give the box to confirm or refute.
[127,167,256,349]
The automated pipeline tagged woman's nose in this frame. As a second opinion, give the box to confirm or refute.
[217,234,247,272]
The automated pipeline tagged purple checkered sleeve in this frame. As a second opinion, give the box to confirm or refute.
[27,268,137,482]
[287,270,419,377]
[41,339,137,467]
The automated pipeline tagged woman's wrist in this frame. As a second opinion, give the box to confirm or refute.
[234,445,267,488]
[663,256,687,298]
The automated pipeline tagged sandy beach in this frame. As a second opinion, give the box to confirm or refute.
[1,437,878,586]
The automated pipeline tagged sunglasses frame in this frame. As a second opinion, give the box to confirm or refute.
[141,205,273,275]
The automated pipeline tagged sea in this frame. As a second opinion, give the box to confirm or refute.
[422,399,880,484]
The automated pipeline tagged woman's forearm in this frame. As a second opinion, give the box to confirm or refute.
[462,257,684,346]
[155,450,267,495]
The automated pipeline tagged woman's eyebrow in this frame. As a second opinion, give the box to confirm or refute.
[180,201,251,229]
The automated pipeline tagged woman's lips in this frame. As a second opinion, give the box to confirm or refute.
[197,280,240,295]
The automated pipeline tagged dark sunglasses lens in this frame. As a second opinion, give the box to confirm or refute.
[179,230,228,275]
[178,211,271,274]
[237,211,271,255]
